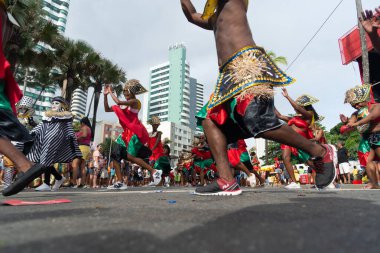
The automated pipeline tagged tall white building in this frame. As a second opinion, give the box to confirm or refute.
[146,44,205,163]
[71,88,87,120]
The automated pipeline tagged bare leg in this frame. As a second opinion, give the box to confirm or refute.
[126,154,154,173]
[202,119,233,181]
[0,138,33,172]
[71,158,81,185]
[80,160,87,185]
[113,161,123,183]
[365,149,380,189]
[282,148,297,182]
[200,169,205,185]
[259,125,326,158]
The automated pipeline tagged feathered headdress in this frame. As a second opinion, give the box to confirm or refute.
[123,79,147,95]
[344,84,371,105]
[296,94,319,107]
[148,116,161,125]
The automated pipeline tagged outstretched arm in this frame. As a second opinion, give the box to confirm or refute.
[360,7,380,53]
[181,0,213,30]
[349,104,380,127]
[275,108,291,122]
[107,86,138,108]
[282,88,313,120]
[103,86,113,112]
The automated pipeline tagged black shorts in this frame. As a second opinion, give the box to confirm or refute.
[215,97,283,144]
[0,108,34,154]
[110,142,152,163]
[368,131,380,149]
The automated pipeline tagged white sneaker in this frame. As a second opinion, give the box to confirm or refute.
[284,182,301,190]
[107,182,128,190]
[326,183,337,189]
[35,183,51,191]
[247,174,257,188]
[148,181,157,186]
[51,177,66,191]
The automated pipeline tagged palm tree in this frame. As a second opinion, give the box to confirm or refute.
[267,50,288,66]
[54,39,94,102]
[84,57,126,139]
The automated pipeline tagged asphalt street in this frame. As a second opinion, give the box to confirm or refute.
[0,185,379,253]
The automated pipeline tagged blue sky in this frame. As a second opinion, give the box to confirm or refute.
[65,0,379,134]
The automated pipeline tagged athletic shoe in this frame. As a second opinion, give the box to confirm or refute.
[51,177,66,191]
[35,183,51,192]
[312,144,336,189]
[194,178,242,196]
[247,174,257,188]
[107,182,128,190]
[284,182,301,190]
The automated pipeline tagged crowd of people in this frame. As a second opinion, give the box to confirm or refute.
[1,1,380,197]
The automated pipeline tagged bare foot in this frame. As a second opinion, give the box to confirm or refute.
[364,183,380,189]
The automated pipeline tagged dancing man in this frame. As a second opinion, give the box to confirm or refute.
[181,0,335,195]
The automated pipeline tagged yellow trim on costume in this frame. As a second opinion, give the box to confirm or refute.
[201,0,249,20]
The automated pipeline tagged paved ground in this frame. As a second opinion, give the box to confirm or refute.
[0,185,379,253]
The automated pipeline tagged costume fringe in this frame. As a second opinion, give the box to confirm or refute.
[237,84,274,101]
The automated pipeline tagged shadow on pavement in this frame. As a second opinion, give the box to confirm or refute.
[2,197,379,253]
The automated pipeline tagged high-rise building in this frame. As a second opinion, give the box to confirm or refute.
[146,43,204,163]
[189,77,204,133]
[23,1,71,118]
[147,43,204,130]
[147,44,191,127]
[42,0,70,34]
[71,88,88,120]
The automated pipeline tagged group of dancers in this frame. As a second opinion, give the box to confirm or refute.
[1,0,380,197]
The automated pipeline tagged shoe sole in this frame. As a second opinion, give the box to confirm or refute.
[316,165,337,189]
[316,145,337,189]
[194,189,242,196]
[2,164,46,197]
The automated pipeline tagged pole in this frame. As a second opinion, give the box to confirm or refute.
[265,140,268,165]
[355,0,370,84]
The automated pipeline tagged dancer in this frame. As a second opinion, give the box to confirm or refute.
[179,151,195,186]
[154,144,172,187]
[277,89,320,189]
[191,135,216,186]
[342,85,379,189]
[103,80,162,188]
[25,96,82,191]
[227,139,265,187]
[1,3,46,197]
[181,0,335,196]
[147,116,164,166]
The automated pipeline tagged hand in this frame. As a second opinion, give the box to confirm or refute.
[359,8,380,35]
[347,122,358,128]
[103,85,110,95]
[281,88,289,98]
[340,114,348,124]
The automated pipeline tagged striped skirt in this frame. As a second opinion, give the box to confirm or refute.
[27,118,82,166]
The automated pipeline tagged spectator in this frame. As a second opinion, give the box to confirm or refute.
[337,141,351,184]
